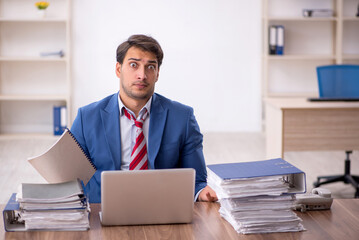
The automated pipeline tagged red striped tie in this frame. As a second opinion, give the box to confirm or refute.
[123,108,149,170]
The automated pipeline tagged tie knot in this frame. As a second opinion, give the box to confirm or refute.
[123,108,148,129]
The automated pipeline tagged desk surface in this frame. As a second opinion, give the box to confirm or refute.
[1,200,359,240]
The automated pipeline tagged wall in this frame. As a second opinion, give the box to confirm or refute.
[72,0,262,132]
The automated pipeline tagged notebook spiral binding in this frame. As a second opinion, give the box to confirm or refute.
[66,128,97,170]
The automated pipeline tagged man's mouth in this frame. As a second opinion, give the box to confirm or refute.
[133,82,148,89]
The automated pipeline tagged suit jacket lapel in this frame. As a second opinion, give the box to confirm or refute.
[148,94,168,168]
[100,93,122,170]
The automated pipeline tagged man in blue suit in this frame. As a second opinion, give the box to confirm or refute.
[71,34,217,203]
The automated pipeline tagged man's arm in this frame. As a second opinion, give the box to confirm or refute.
[181,108,217,202]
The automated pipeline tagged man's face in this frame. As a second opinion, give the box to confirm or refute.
[116,47,159,102]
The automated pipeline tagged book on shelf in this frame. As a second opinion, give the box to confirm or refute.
[207,158,306,234]
[53,106,67,136]
[40,50,65,58]
[269,25,277,55]
[28,128,96,185]
[276,26,284,55]
[268,25,285,56]
[3,179,90,232]
[302,9,334,18]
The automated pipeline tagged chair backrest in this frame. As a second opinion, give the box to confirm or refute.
[316,65,359,98]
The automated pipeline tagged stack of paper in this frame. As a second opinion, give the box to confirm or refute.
[28,128,96,186]
[209,174,289,199]
[208,158,306,234]
[15,179,90,231]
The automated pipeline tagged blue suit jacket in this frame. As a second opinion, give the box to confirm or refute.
[71,93,208,203]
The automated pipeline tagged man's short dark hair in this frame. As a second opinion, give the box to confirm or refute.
[116,34,164,67]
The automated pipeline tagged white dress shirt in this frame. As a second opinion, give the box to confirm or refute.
[118,93,152,170]
[117,93,203,201]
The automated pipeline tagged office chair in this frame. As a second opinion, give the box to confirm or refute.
[316,64,359,99]
[313,64,359,198]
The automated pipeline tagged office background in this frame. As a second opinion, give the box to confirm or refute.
[72,0,262,132]
[0,0,358,204]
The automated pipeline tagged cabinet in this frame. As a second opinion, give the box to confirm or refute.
[262,0,359,98]
[0,0,71,138]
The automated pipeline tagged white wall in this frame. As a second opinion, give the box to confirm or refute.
[72,0,262,132]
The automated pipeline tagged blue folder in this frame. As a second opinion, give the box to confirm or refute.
[3,193,25,232]
[207,158,306,194]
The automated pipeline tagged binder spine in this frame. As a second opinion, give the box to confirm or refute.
[276,25,284,55]
[66,128,97,170]
[268,25,277,55]
[53,106,67,136]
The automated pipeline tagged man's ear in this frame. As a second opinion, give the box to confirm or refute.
[156,68,160,82]
[115,62,121,78]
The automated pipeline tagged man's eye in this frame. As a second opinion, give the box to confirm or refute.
[148,65,155,70]
[130,63,137,68]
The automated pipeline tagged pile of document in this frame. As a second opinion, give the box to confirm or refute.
[207,159,305,234]
[15,179,90,231]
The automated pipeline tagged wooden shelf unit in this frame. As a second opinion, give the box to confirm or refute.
[0,0,71,138]
[262,0,359,98]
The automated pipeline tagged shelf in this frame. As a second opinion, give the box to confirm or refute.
[343,17,359,21]
[343,55,359,60]
[266,17,337,22]
[262,0,358,99]
[266,55,336,60]
[0,18,67,23]
[0,95,68,101]
[0,56,67,62]
[267,92,317,98]
[0,0,71,138]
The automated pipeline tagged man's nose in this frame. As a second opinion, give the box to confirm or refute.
[136,66,147,80]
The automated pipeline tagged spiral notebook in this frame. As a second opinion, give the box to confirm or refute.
[28,129,96,185]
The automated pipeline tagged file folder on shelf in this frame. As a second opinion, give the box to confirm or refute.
[53,106,67,136]
[275,25,284,55]
[268,25,277,55]
[207,158,306,195]
[268,25,285,55]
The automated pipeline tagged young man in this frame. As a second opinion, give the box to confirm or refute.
[71,34,217,203]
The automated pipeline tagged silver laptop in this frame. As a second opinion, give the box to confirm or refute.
[100,168,195,226]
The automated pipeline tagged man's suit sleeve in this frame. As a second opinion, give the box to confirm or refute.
[181,108,207,197]
[71,109,88,154]
[71,108,102,203]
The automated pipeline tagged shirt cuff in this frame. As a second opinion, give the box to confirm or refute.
[194,188,205,202]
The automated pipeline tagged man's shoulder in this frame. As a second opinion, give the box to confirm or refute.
[154,93,193,113]
[79,93,117,113]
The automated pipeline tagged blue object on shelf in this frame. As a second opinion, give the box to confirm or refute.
[53,106,67,135]
[316,65,359,98]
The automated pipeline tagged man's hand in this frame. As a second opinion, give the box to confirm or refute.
[198,185,218,202]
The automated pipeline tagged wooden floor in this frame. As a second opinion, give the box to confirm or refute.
[0,132,358,203]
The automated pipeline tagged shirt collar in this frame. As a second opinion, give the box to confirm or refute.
[118,93,152,118]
